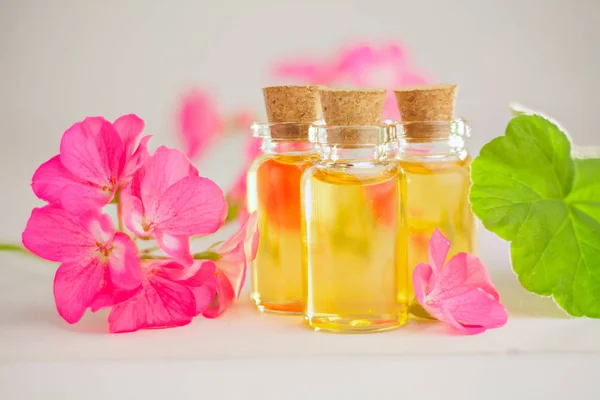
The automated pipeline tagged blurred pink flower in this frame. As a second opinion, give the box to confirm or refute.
[32,115,150,214]
[22,206,142,324]
[204,211,259,318]
[274,43,428,119]
[108,260,217,333]
[177,89,223,160]
[228,137,262,202]
[121,146,228,266]
[413,229,508,335]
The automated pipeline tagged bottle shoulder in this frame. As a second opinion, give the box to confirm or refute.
[304,161,402,186]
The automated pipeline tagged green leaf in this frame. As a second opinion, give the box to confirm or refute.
[470,114,600,317]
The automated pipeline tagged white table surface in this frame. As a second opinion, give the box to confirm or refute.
[1,229,599,399]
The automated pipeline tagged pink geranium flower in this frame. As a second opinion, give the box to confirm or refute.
[413,230,508,335]
[177,89,222,160]
[121,146,228,266]
[22,205,142,324]
[108,260,217,333]
[32,115,150,214]
[203,211,259,318]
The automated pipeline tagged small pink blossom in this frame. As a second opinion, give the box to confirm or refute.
[204,211,259,318]
[22,206,142,324]
[121,146,228,266]
[107,260,217,333]
[32,115,150,214]
[413,230,508,335]
[178,89,222,160]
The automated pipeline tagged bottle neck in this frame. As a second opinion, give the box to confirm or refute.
[395,119,470,161]
[315,143,393,163]
[261,138,314,155]
[395,135,467,162]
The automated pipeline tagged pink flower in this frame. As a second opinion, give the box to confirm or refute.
[274,43,428,119]
[107,260,217,333]
[413,229,508,335]
[22,205,142,324]
[177,89,222,160]
[121,146,228,266]
[32,115,150,214]
[203,211,259,318]
[336,44,427,119]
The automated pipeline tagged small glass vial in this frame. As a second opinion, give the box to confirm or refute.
[248,86,320,314]
[301,88,409,333]
[394,85,476,317]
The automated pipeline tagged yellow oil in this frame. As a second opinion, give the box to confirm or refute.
[247,153,318,313]
[301,162,409,333]
[399,156,476,317]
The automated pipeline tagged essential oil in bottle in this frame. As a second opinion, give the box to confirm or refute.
[248,85,320,314]
[394,84,476,318]
[302,88,409,333]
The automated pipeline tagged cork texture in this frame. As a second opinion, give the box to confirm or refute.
[319,88,386,126]
[262,85,322,123]
[394,84,458,139]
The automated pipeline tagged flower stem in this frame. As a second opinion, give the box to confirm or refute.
[115,189,124,232]
[193,250,221,261]
[0,243,36,258]
[0,243,27,253]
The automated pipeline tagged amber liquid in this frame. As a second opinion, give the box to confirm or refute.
[247,153,317,313]
[399,156,476,317]
[301,162,409,333]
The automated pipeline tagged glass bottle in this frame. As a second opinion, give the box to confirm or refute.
[395,119,476,317]
[301,124,409,333]
[247,122,318,313]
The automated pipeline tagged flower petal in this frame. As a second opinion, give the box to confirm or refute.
[121,191,148,237]
[140,146,198,220]
[90,269,141,312]
[81,211,114,244]
[219,211,259,263]
[167,260,218,316]
[60,117,125,187]
[113,114,144,155]
[412,262,433,304]
[31,155,83,204]
[107,233,143,290]
[429,253,499,303]
[178,89,222,160]
[22,205,96,263]
[154,230,193,266]
[429,229,450,274]
[108,273,196,333]
[440,288,508,335]
[59,183,113,215]
[122,135,151,178]
[153,176,227,236]
[202,273,235,318]
[53,259,105,324]
[193,277,217,316]
[217,260,246,300]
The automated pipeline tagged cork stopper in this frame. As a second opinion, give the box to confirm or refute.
[318,88,387,144]
[261,85,322,140]
[394,84,457,139]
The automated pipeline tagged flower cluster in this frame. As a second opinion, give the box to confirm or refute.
[273,43,428,119]
[22,115,259,333]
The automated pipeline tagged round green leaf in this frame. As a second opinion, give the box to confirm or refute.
[470,114,600,317]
